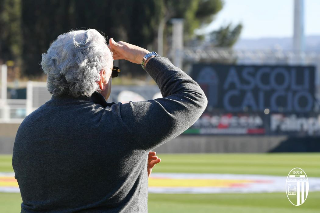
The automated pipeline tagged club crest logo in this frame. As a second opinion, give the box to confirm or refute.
[286,168,309,206]
[197,67,219,108]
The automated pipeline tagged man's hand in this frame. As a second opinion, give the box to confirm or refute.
[109,38,150,64]
[147,152,161,177]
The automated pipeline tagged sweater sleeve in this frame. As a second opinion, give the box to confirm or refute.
[115,56,208,151]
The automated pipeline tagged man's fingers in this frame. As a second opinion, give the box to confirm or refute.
[147,154,161,177]
[149,155,158,160]
[112,51,125,60]
[148,158,161,165]
[149,158,161,167]
[148,152,156,157]
[156,158,161,163]
[109,38,127,61]
[109,38,123,53]
[109,38,121,47]
[109,39,149,64]
[112,56,121,60]
[112,54,122,60]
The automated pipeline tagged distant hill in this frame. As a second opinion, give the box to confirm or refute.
[234,35,320,52]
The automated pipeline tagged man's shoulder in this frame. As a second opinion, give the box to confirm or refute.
[18,102,50,129]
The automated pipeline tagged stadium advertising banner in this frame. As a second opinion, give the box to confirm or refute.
[184,112,266,135]
[270,113,320,136]
[186,63,319,135]
[191,64,316,113]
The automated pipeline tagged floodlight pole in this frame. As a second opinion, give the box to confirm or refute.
[293,0,305,64]
[171,19,184,68]
[157,19,165,56]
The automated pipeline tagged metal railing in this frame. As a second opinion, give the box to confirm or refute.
[0,99,27,123]
[181,47,320,66]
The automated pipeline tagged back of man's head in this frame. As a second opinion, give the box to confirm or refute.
[41,29,113,97]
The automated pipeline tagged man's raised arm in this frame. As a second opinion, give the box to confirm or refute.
[109,39,208,150]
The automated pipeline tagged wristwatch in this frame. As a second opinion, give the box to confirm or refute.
[141,52,158,69]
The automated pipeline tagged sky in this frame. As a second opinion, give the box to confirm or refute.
[196,0,320,39]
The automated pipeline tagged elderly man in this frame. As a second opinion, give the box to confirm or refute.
[12,29,207,212]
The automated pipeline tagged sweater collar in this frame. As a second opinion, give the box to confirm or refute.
[90,91,116,108]
[51,91,115,108]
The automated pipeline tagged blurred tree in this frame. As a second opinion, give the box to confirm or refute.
[21,0,74,76]
[0,0,22,62]
[70,0,128,39]
[210,23,243,48]
[196,23,242,64]
[163,0,223,38]
[157,0,223,55]
[21,0,163,76]
[124,0,163,47]
[20,0,228,77]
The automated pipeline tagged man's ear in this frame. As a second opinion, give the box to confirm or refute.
[99,69,106,90]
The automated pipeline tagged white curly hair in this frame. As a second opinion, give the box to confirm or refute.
[41,29,113,97]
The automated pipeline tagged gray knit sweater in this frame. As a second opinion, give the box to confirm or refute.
[12,57,207,213]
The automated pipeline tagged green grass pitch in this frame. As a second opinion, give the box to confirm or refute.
[1,154,319,213]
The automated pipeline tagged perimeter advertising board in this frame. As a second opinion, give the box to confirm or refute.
[270,113,320,136]
[184,112,320,136]
[184,112,266,135]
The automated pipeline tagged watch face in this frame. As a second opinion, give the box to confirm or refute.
[142,52,158,69]
[147,52,157,60]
